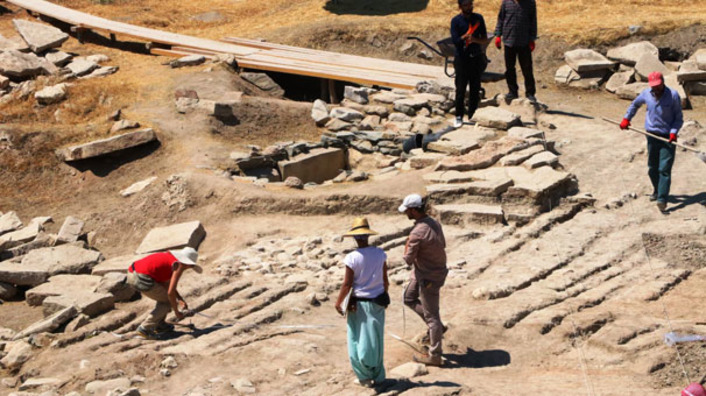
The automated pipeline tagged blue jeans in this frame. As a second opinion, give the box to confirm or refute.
[646,136,676,204]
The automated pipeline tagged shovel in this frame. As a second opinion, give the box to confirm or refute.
[602,117,706,164]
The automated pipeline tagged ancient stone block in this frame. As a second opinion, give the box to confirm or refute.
[564,49,616,72]
[135,221,206,254]
[12,19,68,53]
[56,129,157,162]
[278,147,346,184]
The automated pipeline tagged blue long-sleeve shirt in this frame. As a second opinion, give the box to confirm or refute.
[450,13,487,61]
[624,87,683,137]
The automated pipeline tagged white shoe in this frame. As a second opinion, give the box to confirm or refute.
[453,116,463,128]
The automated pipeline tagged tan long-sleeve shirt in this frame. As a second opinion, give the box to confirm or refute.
[403,216,448,282]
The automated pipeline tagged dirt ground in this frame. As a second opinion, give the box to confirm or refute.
[2,2,706,395]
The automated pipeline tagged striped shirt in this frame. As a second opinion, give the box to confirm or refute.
[494,0,537,48]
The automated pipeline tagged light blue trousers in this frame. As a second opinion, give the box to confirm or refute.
[347,301,386,383]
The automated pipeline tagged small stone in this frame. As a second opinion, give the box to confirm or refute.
[284,176,304,189]
[294,369,311,376]
[160,368,171,377]
[390,362,428,378]
[171,55,206,68]
[160,356,178,369]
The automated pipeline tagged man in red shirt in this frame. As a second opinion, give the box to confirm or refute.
[126,246,202,339]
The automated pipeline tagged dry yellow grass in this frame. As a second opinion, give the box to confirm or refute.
[48,0,706,45]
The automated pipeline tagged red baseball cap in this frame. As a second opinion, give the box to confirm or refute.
[648,71,664,87]
[682,383,706,396]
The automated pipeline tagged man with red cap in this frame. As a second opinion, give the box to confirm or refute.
[683,383,706,396]
[619,71,683,213]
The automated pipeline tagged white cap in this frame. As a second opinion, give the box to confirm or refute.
[398,194,424,213]
[170,247,203,274]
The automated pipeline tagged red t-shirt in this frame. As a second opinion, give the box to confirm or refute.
[131,252,177,283]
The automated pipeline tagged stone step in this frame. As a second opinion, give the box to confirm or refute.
[433,203,505,226]
[0,244,103,286]
[523,151,559,169]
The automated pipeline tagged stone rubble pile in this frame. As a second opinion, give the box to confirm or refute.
[0,18,119,106]
[0,215,207,372]
[555,42,706,108]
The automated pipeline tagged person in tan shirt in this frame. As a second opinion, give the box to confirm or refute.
[399,194,448,366]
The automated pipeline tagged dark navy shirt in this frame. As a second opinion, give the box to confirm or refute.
[450,13,488,61]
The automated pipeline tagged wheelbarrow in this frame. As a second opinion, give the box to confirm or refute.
[406,36,458,78]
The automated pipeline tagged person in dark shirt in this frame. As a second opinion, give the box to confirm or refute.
[450,0,491,128]
[494,0,537,102]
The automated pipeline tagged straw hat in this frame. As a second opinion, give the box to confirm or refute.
[343,217,378,237]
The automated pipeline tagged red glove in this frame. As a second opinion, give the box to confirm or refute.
[669,133,677,143]
[619,118,630,130]
[529,41,535,52]
[495,36,502,50]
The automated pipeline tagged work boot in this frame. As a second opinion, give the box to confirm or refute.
[505,92,518,102]
[413,354,443,367]
[526,95,537,103]
[657,202,668,214]
[353,378,375,388]
[649,193,657,202]
[135,326,158,340]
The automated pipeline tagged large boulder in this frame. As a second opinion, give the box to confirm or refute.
[0,33,29,52]
[616,82,649,100]
[310,99,330,126]
[606,41,659,66]
[605,70,635,93]
[43,291,114,317]
[471,107,522,130]
[91,254,145,276]
[0,245,103,286]
[0,50,52,78]
[676,61,706,83]
[56,216,84,243]
[135,221,206,254]
[0,211,23,236]
[0,222,41,250]
[34,83,67,105]
[56,128,157,162]
[564,49,615,72]
[66,58,99,77]
[12,19,68,53]
[26,274,102,306]
[634,54,670,81]
[329,107,364,122]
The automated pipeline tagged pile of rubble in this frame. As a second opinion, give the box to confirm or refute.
[0,18,118,105]
[555,42,706,107]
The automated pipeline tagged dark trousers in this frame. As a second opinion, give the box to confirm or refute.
[454,56,485,120]
[404,275,444,357]
[646,136,676,203]
[504,45,535,97]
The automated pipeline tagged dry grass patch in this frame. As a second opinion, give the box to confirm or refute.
[38,0,706,46]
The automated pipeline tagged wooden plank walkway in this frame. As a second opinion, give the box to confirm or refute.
[2,0,464,89]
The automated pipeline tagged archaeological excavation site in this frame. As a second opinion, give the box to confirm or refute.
[0,0,705,395]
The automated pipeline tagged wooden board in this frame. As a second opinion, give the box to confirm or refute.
[5,0,457,89]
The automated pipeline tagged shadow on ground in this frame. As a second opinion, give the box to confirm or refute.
[444,347,511,368]
[324,0,429,16]
[68,140,161,177]
[667,192,706,213]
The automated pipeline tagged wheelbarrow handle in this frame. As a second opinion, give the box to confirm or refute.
[406,36,444,57]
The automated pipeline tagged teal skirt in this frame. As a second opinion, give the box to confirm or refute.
[347,300,386,382]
